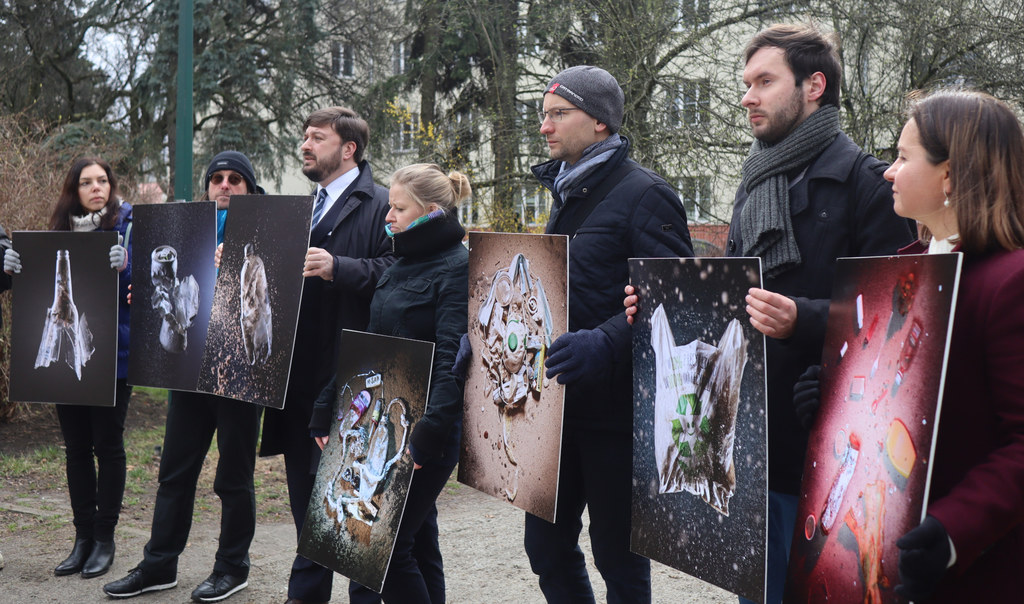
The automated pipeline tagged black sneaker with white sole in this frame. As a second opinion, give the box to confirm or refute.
[190,571,248,603]
[102,566,177,598]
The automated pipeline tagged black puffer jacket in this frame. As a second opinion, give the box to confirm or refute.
[310,211,468,463]
[533,138,694,432]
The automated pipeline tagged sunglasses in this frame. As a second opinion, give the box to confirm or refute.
[210,172,244,186]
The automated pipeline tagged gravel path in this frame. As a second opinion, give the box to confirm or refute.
[0,480,735,603]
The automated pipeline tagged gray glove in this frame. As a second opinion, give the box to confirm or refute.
[109,234,127,271]
[3,248,21,274]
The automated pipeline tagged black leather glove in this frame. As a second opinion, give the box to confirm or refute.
[544,328,613,385]
[452,333,471,384]
[792,364,822,430]
[895,515,951,602]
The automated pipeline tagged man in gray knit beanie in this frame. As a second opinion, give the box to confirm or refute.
[527,63,693,603]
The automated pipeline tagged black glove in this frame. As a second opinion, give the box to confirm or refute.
[452,333,471,384]
[895,515,951,602]
[544,328,613,385]
[792,364,822,430]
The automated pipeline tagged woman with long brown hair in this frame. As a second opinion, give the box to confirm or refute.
[4,157,133,580]
[873,89,1024,601]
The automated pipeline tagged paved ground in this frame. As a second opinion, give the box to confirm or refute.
[0,481,735,603]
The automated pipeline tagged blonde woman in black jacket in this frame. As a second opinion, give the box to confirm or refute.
[311,163,470,603]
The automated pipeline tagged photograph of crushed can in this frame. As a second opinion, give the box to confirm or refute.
[149,245,200,353]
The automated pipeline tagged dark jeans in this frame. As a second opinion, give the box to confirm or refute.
[739,490,798,604]
[140,391,261,578]
[349,433,459,604]
[524,427,651,604]
[56,378,132,542]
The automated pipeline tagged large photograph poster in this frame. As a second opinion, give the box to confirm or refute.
[198,195,312,408]
[128,202,217,391]
[9,231,119,405]
[784,254,962,604]
[458,232,568,522]
[629,257,767,603]
[298,329,434,592]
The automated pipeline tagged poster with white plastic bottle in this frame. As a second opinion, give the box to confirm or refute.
[9,231,119,405]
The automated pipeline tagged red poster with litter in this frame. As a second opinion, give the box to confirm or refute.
[784,253,961,603]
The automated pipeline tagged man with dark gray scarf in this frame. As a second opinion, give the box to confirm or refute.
[530,65,693,603]
[729,24,915,604]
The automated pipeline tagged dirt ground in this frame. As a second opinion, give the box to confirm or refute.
[0,397,734,603]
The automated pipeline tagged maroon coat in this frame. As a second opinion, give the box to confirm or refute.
[902,242,1024,601]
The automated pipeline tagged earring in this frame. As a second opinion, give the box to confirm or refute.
[943,196,950,208]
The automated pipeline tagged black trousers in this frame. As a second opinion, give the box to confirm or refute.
[139,390,261,578]
[523,427,651,604]
[349,431,460,604]
[56,379,132,542]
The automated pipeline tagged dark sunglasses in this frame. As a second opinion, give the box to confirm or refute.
[211,172,244,186]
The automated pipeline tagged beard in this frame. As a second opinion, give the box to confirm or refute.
[301,147,343,183]
[753,86,806,145]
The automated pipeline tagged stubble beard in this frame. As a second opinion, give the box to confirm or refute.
[754,86,807,146]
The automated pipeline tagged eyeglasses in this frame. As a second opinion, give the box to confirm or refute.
[210,172,244,186]
[538,108,581,124]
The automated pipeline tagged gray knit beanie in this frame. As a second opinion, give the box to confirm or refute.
[544,65,625,133]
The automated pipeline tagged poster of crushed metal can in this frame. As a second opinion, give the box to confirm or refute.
[784,253,961,604]
[299,329,434,593]
[197,195,311,408]
[629,256,767,603]
[128,201,217,391]
[9,231,119,405]
[458,232,568,522]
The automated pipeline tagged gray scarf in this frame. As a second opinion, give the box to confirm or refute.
[553,133,624,200]
[739,105,840,278]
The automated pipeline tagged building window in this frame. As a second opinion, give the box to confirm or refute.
[332,42,354,79]
[681,79,709,126]
[392,41,410,75]
[393,115,418,154]
[520,187,548,227]
[666,79,708,128]
[459,199,480,227]
[680,0,711,25]
[679,175,713,222]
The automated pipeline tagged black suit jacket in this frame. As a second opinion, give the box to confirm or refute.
[260,161,393,457]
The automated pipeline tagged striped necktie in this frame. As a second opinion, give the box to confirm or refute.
[311,188,328,226]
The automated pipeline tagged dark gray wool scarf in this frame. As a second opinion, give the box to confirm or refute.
[739,105,840,278]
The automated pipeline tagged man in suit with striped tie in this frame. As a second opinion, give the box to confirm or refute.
[259,106,394,604]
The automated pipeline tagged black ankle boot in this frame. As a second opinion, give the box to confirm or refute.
[81,540,115,579]
[54,538,94,576]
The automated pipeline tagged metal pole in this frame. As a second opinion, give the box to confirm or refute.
[173,0,194,201]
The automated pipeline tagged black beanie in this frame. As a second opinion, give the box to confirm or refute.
[545,65,625,133]
[204,151,265,195]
